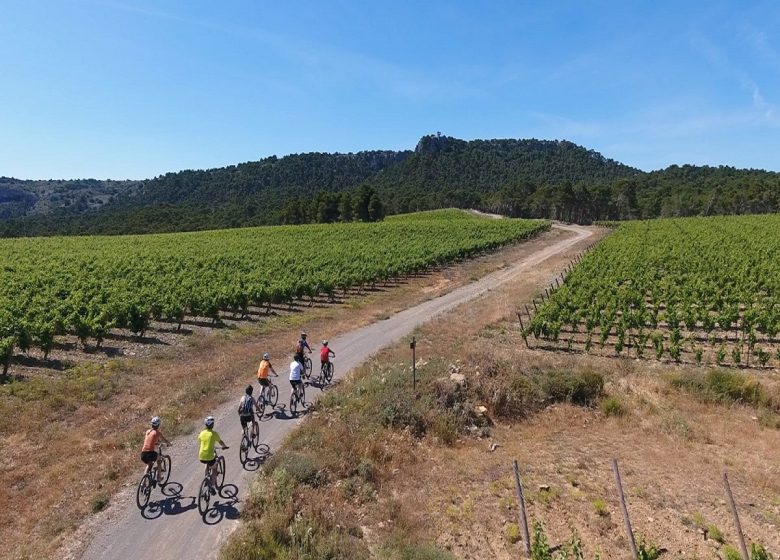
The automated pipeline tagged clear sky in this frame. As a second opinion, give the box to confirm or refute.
[2,0,779,179]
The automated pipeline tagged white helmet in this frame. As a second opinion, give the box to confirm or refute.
[263,352,270,360]
[322,340,328,346]
[204,416,215,428]
[151,416,161,428]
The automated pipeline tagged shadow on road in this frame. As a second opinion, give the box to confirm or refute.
[201,484,240,525]
[140,482,197,520]
[241,443,272,472]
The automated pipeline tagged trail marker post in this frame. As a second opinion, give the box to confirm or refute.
[410,337,417,392]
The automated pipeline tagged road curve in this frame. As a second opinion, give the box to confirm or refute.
[77,223,592,560]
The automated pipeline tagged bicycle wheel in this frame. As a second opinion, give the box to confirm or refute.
[239,434,249,465]
[268,383,279,407]
[324,362,333,383]
[256,392,266,419]
[136,473,153,509]
[300,383,306,404]
[215,455,226,488]
[197,477,211,515]
[158,454,172,486]
[290,390,298,415]
[304,357,312,379]
[251,421,259,448]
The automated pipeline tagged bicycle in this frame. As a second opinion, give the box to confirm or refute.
[289,381,305,416]
[136,443,172,509]
[319,360,334,384]
[198,447,227,515]
[256,379,279,418]
[239,417,259,464]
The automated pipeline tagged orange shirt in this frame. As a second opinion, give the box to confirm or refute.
[257,360,271,380]
[142,428,161,452]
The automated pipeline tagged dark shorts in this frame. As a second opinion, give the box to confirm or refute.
[290,379,302,388]
[141,450,158,464]
[200,458,216,466]
[239,414,254,427]
[258,378,270,387]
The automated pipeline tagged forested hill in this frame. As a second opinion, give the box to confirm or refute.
[2,134,780,236]
[367,135,640,213]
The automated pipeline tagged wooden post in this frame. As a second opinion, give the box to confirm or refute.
[517,313,530,348]
[555,278,560,289]
[512,460,532,557]
[723,472,749,560]
[524,305,532,321]
[532,300,538,313]
[612,458,638,558]
[410,337,417,392]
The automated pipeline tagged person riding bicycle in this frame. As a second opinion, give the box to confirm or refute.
[198,416,228,494]
[294,332,312,365]
[256,352,278,404]
[320,340,335,368]
[289,355,304,400]
[238,385,256,434]
[141,416,171,481]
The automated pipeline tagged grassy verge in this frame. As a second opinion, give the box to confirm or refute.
[220,350,605,559]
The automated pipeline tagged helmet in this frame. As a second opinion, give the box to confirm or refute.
[263,352,270,360]
[205,416,215,428]
[151,416,161,428]
[245,385,253,395]
[322,340,328,346]
[300,332,307,338]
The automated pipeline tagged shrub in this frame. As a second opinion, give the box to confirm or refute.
[636,536,661,560]
[265,452,321,486]
[724,545,743,560]
[506,523,521,544]
[706,523,724,543]
[540,370,604,406]
[592,498,609,517]
[751,543,773,560]
[600,395,627,417]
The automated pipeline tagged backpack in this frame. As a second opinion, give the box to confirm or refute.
[238,395,252,415]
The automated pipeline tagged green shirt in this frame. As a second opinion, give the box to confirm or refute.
[198,428,221,461]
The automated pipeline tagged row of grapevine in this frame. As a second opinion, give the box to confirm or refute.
[525,215,780,368]
[0,211,550,374]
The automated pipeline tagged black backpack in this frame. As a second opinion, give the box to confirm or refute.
[239,396,252,415]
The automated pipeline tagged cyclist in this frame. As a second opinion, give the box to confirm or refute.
[320,340,335,375]
[141,416,171,482]
[289,355,304,403]
[294,332,312,365]
[256,352,279,405]
[238,385,256,436]
[198,416,228,494]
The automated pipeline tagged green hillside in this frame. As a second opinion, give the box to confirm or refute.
[2,134,780,237]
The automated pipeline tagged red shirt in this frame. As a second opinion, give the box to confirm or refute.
[320,346,331,362]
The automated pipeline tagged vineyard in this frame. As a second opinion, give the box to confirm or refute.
[526,214,780,368]
[0,210,549,374]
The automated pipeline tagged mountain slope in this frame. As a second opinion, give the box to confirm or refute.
[3,135,780,236]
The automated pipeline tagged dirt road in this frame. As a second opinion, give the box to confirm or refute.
[76,223,593,560]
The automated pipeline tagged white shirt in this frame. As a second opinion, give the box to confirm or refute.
[289,360,302,381]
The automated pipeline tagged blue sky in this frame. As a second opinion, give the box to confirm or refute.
[2,0,779,179]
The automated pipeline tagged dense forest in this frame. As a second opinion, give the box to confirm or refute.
[2,135,779,236]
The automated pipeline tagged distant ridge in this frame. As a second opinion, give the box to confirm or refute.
[2,135,779,236]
